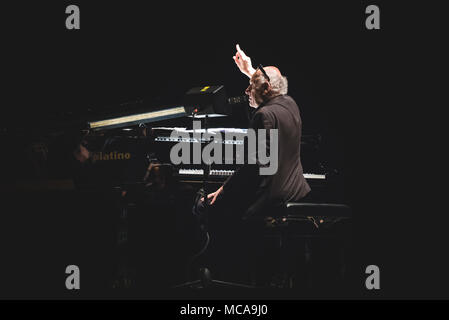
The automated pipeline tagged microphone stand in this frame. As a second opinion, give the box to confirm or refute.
[203,113,210,211]
[172,109,254,289]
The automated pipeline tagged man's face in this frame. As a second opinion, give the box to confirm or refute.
[245,72,265,108]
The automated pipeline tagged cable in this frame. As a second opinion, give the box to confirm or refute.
[186,187,211,267]
[189,231,210,266]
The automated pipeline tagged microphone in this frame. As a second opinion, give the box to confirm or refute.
[227,95,249,105]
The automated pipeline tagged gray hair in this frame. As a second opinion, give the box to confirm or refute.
[270,74,288,95]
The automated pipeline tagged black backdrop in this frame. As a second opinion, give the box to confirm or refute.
[1,1,447,299]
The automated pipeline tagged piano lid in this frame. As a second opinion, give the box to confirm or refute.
[88,106,187,130]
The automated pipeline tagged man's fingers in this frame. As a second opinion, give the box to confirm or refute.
[200,194,215,205]
[236,51,248,64]
[237,44,248,59]
[236,46,245,59]
[236,44,241,52]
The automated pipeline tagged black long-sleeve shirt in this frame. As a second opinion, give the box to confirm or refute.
[223,94,310,218]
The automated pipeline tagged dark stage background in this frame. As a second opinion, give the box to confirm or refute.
[0,1,446,299]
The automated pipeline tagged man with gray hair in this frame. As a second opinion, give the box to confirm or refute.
[194,44,311,284]
[205,44,310,218]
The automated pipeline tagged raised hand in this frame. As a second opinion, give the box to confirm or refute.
[233,44,256,78]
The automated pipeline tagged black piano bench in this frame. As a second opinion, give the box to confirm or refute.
[257,202,352,290]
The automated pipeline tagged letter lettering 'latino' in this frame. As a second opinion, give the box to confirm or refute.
[169,121,278,175]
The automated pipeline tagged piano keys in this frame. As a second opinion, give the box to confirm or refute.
[175,168,327,188]
[177,168,326,180]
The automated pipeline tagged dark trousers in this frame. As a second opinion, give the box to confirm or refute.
[192,192,262,284]
[192,189,315,285]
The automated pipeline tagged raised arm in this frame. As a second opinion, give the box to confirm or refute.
[233,44,256,78]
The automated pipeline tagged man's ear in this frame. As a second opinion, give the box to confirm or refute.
[261,82,270,95]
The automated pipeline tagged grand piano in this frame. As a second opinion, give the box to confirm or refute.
[72,85,335,198]
[0,85,347,292]
[0,84,342,202]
